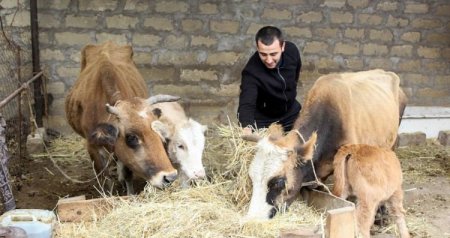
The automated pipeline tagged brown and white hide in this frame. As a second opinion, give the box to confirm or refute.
[244,69,407,219]
[65,41,178,194]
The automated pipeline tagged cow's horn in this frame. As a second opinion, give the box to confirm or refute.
[146,94,180,105]
[106,103,120,116]
[241,134,262,142]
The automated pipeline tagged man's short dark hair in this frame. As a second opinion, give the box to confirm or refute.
[255,26,284,46]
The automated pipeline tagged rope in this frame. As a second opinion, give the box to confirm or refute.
[293,130,332,195]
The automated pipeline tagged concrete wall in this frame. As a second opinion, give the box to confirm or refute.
[1,0,449,134]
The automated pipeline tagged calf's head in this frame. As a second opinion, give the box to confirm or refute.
[90,95,179,188]
[244,124,317,220]
[167,119,207,181]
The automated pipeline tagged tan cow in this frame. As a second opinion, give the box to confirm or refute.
[332,144,410,238]
[150,102,208,188]
[244,69,407,219]
[65,41,178,194]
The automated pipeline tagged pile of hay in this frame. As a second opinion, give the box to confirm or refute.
[55,123,323,237]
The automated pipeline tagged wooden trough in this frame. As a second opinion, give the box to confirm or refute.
[279,189,356,238]
[57,189,356,238]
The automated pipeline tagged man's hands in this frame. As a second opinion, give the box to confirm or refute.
[242,127,252,136]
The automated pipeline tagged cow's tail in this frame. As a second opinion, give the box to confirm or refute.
[332,149,351,198]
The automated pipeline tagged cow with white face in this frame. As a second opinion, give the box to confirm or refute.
[244,124,317,219]
[150,102,208,188]
[243,69,407,220]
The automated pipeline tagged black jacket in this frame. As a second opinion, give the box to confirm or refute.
[238,41,302,128]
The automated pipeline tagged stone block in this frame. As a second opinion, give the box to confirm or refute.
[363,43,388,56]
[376,1,398,11]
[106,15,139,29]
[26,133,45,154]
[358,14,383,25]
[133,34,162,47]
[284,27,312,38]
[55,32,91,46]
[181,19,203,32]
[390,45,413,57]
[210,20,239,34]
[334,43,360,55]
[344,28,365,39]
[329,12,353,24]
[438,131,450,146]
[297,12,323,23]
[199,3,218,14]
[143,17,173,31]
[261,9,292,20]
[400,32,421,43]
[79,1,117,11]
[417,47,441,58]
[66,15,97,28]
[404,3,429,14]
[206,52,241,65]
[397,132,426,147]
[155,1,188,13]
[191,36,217,48]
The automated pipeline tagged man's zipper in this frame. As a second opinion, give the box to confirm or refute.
[277,67,288,112]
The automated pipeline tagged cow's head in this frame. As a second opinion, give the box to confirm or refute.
[243,124,317,220]
[89,94,180,188]
[167,119,207,181]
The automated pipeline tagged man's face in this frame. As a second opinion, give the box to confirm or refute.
[257,39,285,69]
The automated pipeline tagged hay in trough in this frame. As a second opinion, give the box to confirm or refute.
[55,123,324,237]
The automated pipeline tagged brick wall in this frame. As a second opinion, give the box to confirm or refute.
[1,0,449,134]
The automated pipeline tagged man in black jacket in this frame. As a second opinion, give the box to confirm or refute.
[238,26,302,134]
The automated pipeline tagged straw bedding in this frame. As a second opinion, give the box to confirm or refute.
[54,123,323,237]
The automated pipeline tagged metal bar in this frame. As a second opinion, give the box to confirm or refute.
[30,0,43,127]
[0,71,43,109]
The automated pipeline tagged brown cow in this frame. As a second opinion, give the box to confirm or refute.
[332,144,410,238]
[243,69,407,219]
[65,41,178,194]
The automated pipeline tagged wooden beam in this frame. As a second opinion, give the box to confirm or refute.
[56,196,128,222]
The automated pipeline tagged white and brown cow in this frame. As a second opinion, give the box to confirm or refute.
[150,102,207,188]
[65,41,178,194]
[332,144,410,238]
[243,69,407,219]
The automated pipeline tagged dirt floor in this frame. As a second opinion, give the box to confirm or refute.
[1,133,449,237]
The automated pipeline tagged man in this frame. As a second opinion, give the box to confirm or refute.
[237,26,302,135]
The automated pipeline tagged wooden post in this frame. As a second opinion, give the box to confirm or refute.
[326,206,356,238]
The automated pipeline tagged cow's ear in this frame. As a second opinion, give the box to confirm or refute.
[296,132,317,162]
[80,44,95,72]
[151,120,170,141]
[89,123,119,147]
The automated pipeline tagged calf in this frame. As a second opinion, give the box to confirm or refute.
[332,144,410,238]
[150,102,207,188]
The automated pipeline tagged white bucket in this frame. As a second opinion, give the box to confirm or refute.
[0,209,56,238]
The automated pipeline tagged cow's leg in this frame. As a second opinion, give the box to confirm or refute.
[117,160,134,195]
[356,197,378,238]
[388,189,410,238]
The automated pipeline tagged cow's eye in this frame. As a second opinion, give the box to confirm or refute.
[177,143,185,150]
[268,177,286,191]
[125,133,140,149]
